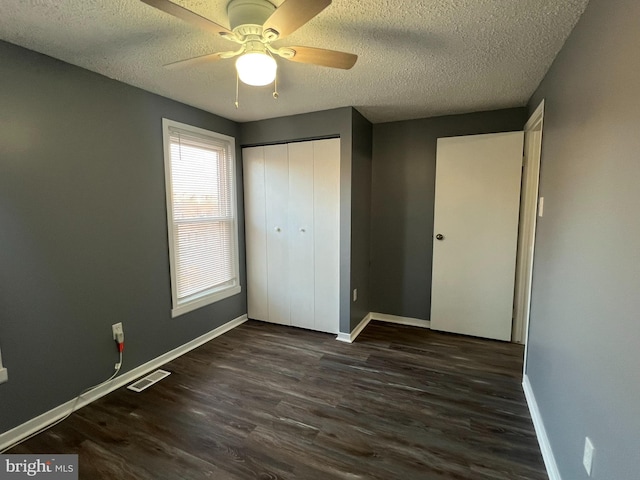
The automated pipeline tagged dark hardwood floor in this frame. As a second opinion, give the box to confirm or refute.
[10,320,547,479]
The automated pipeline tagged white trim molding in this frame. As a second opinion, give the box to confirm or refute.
[520,99,546,373]
[336,313,372,343]
[370,312,431,329]
[523,374,562,480]
[514,99,545,349]
[524,99,545,131]
[0,348,7,384]
[336,312,431,343]
[0,314,248,452]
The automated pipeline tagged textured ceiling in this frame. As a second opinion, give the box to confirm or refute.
[0,0,589,123]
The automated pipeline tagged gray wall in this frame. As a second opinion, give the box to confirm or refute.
[349,110,373,329]
[370,108,527,320]
[525,0,640,478]
[0,40,246,434]
[240,108,360,333]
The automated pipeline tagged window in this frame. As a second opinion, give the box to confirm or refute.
[162,119,241,317]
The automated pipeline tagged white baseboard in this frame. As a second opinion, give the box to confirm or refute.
[336,312,431,343]
[523,374,562,480]
[336,313,372,343]
[370,312,431,329]
[0,314,248,451]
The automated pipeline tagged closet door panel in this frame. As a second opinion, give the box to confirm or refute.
[288,142,315,330]
[264,144,290,325]
[243,147,269,321]
[313,138,340,333]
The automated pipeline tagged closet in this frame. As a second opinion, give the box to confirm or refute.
[243,138,340,333]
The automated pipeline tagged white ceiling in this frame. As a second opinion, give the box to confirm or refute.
[0,0,589,123]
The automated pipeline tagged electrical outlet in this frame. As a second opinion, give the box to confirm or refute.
[112,322,124,340]
[583,436,595,476]
[0,367,8,384]
[353,288,358,302]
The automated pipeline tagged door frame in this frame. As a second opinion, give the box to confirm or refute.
[513,100,545,353]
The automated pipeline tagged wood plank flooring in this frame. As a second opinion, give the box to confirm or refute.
[10,320,547,479]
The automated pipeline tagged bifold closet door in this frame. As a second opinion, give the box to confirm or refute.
[243,138,340,333]
[243,146,269,322]
[264,144,290,325]
[312,138,340,333]
[288,142,315,329]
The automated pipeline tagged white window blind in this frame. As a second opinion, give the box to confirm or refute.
[163,119,241,317]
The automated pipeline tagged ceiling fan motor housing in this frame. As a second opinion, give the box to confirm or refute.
[227,0,276,34]
[142,0,357,73]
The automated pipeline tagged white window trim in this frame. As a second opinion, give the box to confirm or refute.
[162,118,241,318]
[0,348,7,383]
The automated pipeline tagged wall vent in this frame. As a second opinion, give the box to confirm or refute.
[127,369,171,392]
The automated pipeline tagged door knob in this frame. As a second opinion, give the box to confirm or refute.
[435,234,444,240]
[275,227,281,232]
[300,228,306,233]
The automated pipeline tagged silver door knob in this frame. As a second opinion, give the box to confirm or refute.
[300,228,306,233]
[435,234,444,240]
[275,227,281,232]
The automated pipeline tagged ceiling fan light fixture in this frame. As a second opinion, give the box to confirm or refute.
[236,52,277,86]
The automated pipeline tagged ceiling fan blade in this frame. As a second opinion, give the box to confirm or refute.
[140,0,232,36]
[164,52,224,70]
[263,0,331,38]
[287,46,357,69]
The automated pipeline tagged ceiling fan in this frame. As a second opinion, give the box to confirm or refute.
[140,0,357,88]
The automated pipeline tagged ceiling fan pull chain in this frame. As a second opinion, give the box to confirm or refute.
[235,70,240,109]
[273,72,279,99]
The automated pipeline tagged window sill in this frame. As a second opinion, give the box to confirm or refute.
[171,285,242,318]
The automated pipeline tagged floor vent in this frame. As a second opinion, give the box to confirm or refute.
[127,369,171,392]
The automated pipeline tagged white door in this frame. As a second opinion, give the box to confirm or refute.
[243,146,269,322]
[264,144,290,326]
[312,138,340,334]
[288,141,315,330]
[431,132,524,341]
